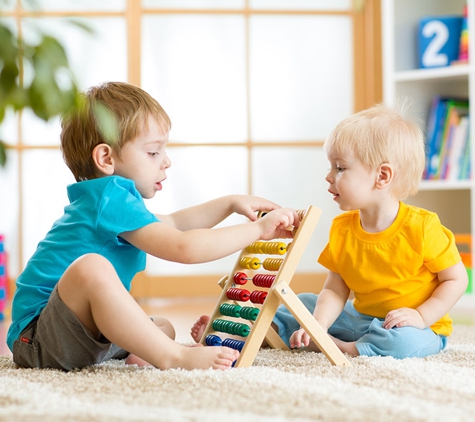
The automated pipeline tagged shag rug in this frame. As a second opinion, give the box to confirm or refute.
[0,325,474,422]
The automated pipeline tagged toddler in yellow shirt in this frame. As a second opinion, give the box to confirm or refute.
[274,101,468,358]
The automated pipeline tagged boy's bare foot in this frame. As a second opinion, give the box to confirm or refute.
[126,344,238,370]
[175,345,239,370]
[125,343,211,367]
[190,315,210,343]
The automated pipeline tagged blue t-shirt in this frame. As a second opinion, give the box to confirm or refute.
[7,176,158,351]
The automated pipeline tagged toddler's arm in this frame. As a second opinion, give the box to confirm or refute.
[289,271,349,348]
[384,261,469,330]
[156,195,280,231]
[121,207,298,264]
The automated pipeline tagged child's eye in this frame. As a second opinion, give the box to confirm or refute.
[148,152,159,157]
[336,166,344,172]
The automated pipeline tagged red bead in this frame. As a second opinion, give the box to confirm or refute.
[233,272,249,285]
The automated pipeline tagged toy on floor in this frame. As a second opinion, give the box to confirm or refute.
[0,235,7,321]
[200,205,351,367]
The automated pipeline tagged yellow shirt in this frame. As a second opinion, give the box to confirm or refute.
[318,202,461,336]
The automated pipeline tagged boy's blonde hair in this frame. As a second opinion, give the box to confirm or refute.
[324,101,425,199]
[60,81,171,181]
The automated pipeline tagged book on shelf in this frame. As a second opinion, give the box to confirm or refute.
[424,96,470,181]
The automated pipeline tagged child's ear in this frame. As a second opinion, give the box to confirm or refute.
[376,163,393,189]
[92,143,115,175]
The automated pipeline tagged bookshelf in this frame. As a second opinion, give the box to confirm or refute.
[382,0,475,304]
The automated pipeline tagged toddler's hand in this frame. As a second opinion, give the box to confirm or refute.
[257,208,299,240]
[383,307,425,329]
[231,195,281,221]
[289,328,310,349]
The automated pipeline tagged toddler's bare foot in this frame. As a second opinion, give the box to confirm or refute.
[175,345,239,370]
[329,334,359,356]
[190,315,210,343]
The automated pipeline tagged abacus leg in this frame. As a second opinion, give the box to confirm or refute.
[263,324,288,349]
[273,280,351,367]
[234,292,284,367]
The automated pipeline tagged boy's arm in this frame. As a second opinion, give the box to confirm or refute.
[384,261,468,329]
[120,207,298,264]
[155,195,280,231]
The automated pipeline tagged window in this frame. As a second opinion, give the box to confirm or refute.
[0,0,381,297]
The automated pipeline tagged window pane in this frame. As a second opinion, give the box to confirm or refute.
[0,110,18,146]
[250,0,351,10]
[143,0,244,9]
[145,146,248,275]
[250,15,353,141]
[0,151,19,277]
[21,17,127,145]
[22,150,75,266]
[142,15,247,143]
[252,147,341,271]
[23,0,125,11]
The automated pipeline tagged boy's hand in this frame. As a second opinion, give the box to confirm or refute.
[289,328,311,349]
[231,195,281,221]
[257,208,299,239]
[383,307,425,329]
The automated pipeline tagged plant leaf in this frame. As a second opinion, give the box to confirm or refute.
[92,102,119,145]
[0,140,7,167]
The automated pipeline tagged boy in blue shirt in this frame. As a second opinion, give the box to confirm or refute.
[7,81,299,371]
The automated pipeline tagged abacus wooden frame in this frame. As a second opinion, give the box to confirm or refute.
[199,205,351,367]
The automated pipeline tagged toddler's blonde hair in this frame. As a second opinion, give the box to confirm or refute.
[324,100,425,199]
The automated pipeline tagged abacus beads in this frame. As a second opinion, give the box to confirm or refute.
[226,287,250,301]
[250,290,267,304]
[233,272,249,285]
[233,272,275,288]
[239,306,259,321]
[205,334,222,346]
[220,303,260,321]
[226,287,268,304]
[205,335,245,352]
[239,257,283,271]
[223,338,245,351]
[239,257,261,270]
[252,274,275,288]
[212,319,250,337]
[246,241,287,255]
[220,303,242,318]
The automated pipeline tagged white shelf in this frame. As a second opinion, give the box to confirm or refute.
[419,180,472,191]
[383,0,474,298]
[394,64,470,82]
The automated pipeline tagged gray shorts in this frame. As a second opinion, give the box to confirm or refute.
[13,285,129,371]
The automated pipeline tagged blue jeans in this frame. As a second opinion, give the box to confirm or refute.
[273,293,447,359]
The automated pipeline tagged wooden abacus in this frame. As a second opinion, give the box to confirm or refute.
[200,205,351,367]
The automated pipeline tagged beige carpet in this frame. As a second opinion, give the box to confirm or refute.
[0,325,474,422]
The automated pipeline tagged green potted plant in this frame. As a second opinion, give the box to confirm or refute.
[0,13,117,167]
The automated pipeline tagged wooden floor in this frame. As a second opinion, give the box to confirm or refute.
[1,296,474,357]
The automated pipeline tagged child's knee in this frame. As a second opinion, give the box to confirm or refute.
[60,253,118,290]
